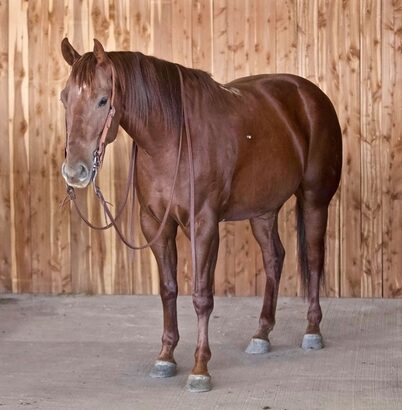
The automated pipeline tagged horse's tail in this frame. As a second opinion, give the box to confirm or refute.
[296,198,309,296]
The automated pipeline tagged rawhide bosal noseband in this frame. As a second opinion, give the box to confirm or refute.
[65,62,197,279]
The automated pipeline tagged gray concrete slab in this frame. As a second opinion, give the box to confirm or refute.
[0,295,401,410]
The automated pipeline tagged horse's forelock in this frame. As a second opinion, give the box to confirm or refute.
[71,52,98,89]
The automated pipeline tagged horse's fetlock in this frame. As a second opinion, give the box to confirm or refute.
[307,304,322,325]
[162,337,179,349]
[195,345,212,363]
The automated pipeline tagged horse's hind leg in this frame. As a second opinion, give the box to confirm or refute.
[246,210,284,354]
[140,209,179,378]
[297,193,329,350]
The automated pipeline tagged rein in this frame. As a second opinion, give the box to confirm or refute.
[66,63,197,276]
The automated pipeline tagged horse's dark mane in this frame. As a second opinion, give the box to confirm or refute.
[71,51,224,134]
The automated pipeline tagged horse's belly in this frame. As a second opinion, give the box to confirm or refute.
[221,140,303,221]
[222,184,298,221]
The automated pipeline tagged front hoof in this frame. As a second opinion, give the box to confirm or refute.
[186,374,212,393]
[150,360,177,378]
[245,338,271,354]
[302,333,324,350]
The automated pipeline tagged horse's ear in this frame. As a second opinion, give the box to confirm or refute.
[93,39,107,65]
[61,38,81,66]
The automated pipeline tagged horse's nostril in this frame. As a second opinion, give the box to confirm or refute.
[78,164,89,181]
[61,162,90,185]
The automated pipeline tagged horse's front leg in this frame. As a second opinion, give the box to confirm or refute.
[185,217,219,393]
[140,209,179,378]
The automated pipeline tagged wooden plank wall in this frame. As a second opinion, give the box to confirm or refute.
[0,0,401,297]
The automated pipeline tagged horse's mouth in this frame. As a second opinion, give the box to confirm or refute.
[65,180,91,189]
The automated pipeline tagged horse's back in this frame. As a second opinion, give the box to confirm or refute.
[218,73,342,220]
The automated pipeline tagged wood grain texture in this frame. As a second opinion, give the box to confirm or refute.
[0,0,11,292]
[360,0,383,297]
[28,0,52,293]
[339,0,362,297]
[1,0,401,298]
[9,1,32,293]
[382,0,402,297]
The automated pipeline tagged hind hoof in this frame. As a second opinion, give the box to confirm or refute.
[186,374,212,393]
[302,334,324,350]
[245,338,271,354]
[150,360,177,378]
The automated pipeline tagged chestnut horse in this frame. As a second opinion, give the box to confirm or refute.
[60,38,342,392]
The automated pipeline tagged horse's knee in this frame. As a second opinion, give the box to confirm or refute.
[160,282,178,301]
[192,293,214,317]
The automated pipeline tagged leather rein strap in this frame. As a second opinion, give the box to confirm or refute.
[66,63,197,279]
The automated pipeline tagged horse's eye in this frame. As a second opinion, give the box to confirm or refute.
[98,96,108,107]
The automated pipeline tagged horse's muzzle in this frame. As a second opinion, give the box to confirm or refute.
[61,161,91,188]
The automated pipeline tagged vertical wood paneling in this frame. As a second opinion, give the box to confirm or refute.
[360,0,383,297]
[130,0,152,54]
[192,0,212,72]
[339,0,362,297]
[28,0,51,293]
[152,0,172,60]
[0,0,11,292]
[382,0,402,297]
[1,0,401,298]
[9,0,32,293]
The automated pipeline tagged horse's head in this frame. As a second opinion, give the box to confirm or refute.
[60,38,120,188]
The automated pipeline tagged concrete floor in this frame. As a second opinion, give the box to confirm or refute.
[0,295,401,410]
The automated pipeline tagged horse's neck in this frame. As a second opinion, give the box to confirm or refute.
[117,53,179,156]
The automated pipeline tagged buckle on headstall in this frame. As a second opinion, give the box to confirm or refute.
[93,149,101,169]
[91,149,102,182]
